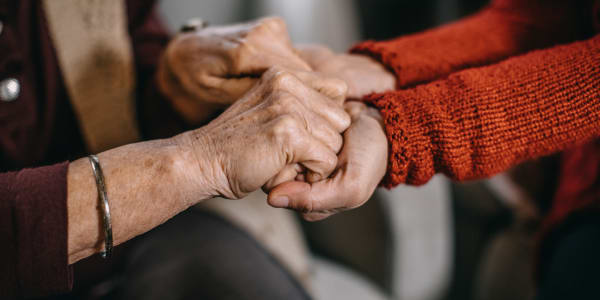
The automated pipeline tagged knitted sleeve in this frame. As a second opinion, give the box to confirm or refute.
[364,35,600,188]
[351,0,585,88]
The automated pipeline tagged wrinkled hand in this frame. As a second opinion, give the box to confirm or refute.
[158,17,311,124]
[175,67,350,200]
[297,45,396,99]
[267,101,388,221]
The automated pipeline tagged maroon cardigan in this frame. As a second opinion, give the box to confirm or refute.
[0,0,181,297]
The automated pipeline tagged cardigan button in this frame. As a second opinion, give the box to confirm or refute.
[0,78,20,102]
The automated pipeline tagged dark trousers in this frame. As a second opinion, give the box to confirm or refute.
[55,209,311,300]
[536,217,600,300]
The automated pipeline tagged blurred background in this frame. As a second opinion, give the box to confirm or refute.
[157,1,540,300]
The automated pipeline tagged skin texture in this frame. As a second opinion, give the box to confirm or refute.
[154,17,392,221]
[158,17,311,125]
[297,45,396,99]
[67,67,349,264]
[267,101,389,221]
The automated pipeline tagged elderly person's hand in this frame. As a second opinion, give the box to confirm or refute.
[266,101,388,221]
[158,17,311,125]
[297,45,396,99]
[175,67,349,199]
[67,66,349,262]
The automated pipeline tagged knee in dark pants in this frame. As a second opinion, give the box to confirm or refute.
[115,210,311,300]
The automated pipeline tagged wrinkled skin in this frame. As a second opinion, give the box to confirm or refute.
[175,67,350,200]
[160,16,393,220]
[267,101,389,221]
[158,17,311,125]
[297,45,396,99]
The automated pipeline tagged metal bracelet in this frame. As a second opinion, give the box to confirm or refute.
[88,155,113,259]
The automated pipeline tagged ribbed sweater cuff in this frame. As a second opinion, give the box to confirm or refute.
[362,91,431,188]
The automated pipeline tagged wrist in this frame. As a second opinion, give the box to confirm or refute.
[170,129,227,202]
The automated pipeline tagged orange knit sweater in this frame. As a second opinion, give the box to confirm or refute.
[352,0,600,188]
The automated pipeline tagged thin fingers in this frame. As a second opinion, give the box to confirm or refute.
[293,71,348,104]
[263,67,351,132]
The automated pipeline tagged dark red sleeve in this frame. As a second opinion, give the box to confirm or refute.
[0,162,73,298]
[363,35,600,188]
[126,0,190,139]
[351,0,586,88]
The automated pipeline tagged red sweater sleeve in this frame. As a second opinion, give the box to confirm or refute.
[351,0,586,88]
[0,163,73,298]
[364,35,600,188]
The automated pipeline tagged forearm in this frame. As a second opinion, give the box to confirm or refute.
[351,0,585,88]
[67,138,212,264]
[366,35,600,187]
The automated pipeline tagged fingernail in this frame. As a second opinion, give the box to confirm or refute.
[270,196,289,208]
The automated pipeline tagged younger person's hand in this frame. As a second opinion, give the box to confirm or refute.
[267,101,388,221]
[297,45,396,99]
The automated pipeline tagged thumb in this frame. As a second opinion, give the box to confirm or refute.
[267,173,343,213]
[268,181,312,211]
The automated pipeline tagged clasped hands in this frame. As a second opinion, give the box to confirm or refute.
[161,17,394,221]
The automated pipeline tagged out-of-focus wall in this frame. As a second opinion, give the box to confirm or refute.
[158,0,361,51]
[158,0,245,31]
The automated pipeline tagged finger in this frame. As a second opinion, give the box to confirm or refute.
[246,17,313,72]
[301,85,351,133]
[267,176,347,213]
[193,74,260,105]
[295,44,335,65]
[288,126,338,183]
[263,67,350,132]
[263,163,304,192]
[293,71,348,104]
[305,113,344,153]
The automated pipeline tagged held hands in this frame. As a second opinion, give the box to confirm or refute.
[175,67,350,200]
[267,101,388,221]
[165,17,393,219]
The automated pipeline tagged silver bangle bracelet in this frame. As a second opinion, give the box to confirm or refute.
[88,155,113,259]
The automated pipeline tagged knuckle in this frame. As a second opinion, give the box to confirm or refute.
[271,115,300,139]
[262,17,285,31]
[328,78,349,99]
[271,71,295,89]
[274,93,296,108]
[267,94,297,115]
[332,134,344,153]
[337,110,352,131]
[345,101,367,117]
[323,152,337,170]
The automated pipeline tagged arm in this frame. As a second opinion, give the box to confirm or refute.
[269,35,600,220]
[367,34,600,187]
[351,0,588,88]
[0,164,71,298]
[68,67,350,263]
[1,68,349,297]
